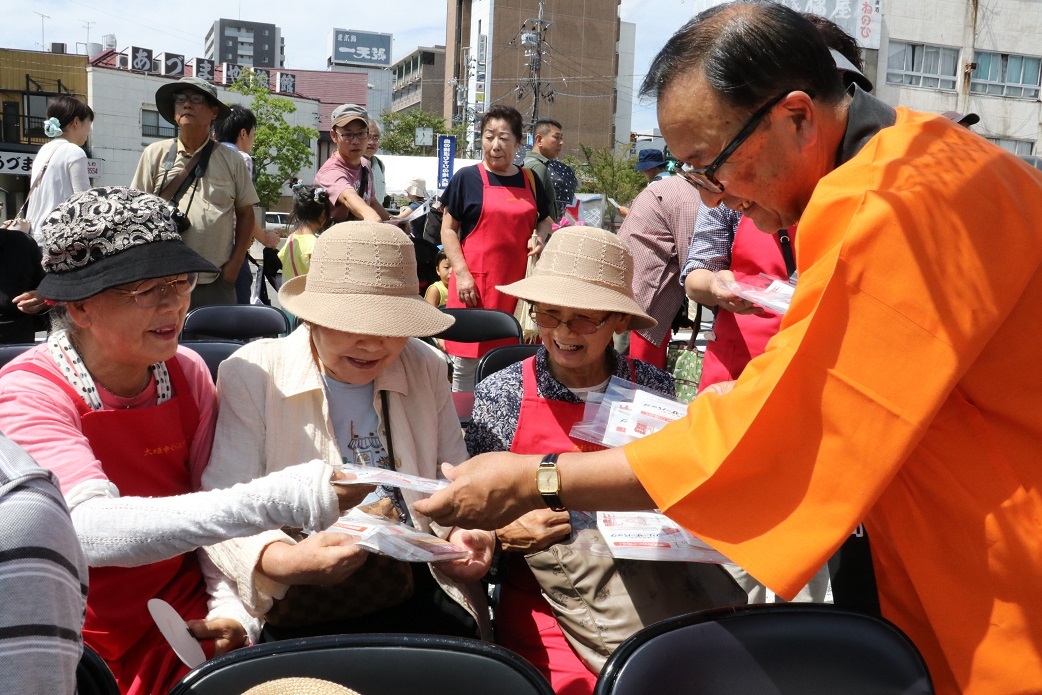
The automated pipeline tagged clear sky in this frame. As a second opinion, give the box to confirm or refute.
[2,0,699,134]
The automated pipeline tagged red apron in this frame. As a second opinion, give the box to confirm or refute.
[14,359,211,695]
[498,355,632,695]
[699,218,795,389]
[444,165,538,359]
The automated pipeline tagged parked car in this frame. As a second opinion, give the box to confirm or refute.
[264,211,291,237]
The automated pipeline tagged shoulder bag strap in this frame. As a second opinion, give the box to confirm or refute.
[380,390,395,466]
[159,140,212,204]
[686,303,703,351]
[16,145,62,218]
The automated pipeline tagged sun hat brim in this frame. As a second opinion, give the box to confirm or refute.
[156,80,232,126]
[497,275,657,332]
[37,240,219,302]
[279,275,456,338]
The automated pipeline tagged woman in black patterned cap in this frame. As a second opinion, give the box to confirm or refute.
[0,186,365,695]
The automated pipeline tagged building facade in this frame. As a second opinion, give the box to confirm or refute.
[446,0,623,155]
[205,19,285,68]
[327,29,393,120]
[391,45,448,115]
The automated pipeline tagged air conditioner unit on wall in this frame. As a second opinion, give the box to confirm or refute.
[118,54,129,69]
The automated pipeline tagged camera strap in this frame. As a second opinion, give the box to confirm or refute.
[158,139,215,207]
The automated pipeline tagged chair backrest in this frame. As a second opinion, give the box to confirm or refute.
[169,633,554,695]
[0,343,35,371]
[181,305,290,342]
[594,604,934,695]
[180,340,243,382]
[76,644,120,695]
[476,343,541,384]
[434,308,522,344]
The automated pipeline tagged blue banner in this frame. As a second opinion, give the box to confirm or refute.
[437,135,457,189]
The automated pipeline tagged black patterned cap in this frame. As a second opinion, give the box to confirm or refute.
[37,186,219,302]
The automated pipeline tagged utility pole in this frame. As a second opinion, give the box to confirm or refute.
[82,20,96,47]
[34,11,50,50]
[518,0,553,139]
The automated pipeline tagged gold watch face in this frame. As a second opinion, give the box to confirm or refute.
[537,466,560,494]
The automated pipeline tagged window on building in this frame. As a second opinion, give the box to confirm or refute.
[142,109,175,138]
[986,136,1034,156]
[886,41,959,90]
[226,40,233,47]
[971,52,1041,99]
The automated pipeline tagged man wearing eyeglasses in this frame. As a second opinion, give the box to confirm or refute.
[415,4,1042,694]
[314,104,392,224]
[131,77,259,308]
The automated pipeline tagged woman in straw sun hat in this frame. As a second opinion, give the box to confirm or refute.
[201,221,495,642]
[465,225,744,694]
[0,186,369,695]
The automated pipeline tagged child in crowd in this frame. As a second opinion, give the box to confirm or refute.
[424,251,452,309]
[278,184,329,283]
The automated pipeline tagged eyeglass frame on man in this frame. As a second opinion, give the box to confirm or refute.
[334,126,370,142]
[173,92,211,107]
[679,91,805,195]
[530,309,615,335]
[109,273,199,308]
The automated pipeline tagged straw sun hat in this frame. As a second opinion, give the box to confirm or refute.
[278,222,455,337]
[496,225,656,331]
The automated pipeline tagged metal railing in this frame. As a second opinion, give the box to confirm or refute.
[0,114,50,146]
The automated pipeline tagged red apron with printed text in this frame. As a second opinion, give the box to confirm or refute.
[445,165,538,359]
[699,218,795,389]
[498,355,633,695]
[14,359,212,695]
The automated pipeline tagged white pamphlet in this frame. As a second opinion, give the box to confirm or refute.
[331,462,449,494]
[147,598,206,668]
[596,511,732,564]
[326,510,470,563]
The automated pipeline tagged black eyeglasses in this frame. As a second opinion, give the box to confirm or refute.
[679,91,795,195]
[530,310,613,335]
[335,128,370,142]
[110,273,198,308]
[173,92,209,106]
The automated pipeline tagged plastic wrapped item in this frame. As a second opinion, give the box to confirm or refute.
[586,511,733,564]
[570,377,688,447]
[325,509,470,563]
[721,273,796,314]
[331,461,449,494]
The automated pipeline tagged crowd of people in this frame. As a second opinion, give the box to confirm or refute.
[1,3,1041,695]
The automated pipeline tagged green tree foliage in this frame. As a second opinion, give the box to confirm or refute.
[229,72,318,209]
[380,109,468,157]
[563,144,647,227]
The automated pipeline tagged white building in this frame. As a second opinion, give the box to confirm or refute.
[86,63,320,196]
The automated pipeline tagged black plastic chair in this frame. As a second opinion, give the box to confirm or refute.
[594,604,933,695]
[76,644,119,695]
[0,342,35,370]
[180,340,244,382]
[475,343,541,384]
[168,633,554,695]
[181,305,290,342]
[434,308,522,344]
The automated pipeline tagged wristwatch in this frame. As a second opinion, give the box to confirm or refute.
[536,453,566,512]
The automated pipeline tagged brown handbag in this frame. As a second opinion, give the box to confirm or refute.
[264,497,416,627]
[264,393,416,627]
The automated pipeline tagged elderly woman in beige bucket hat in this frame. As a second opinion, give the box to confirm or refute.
[201,221,495,642]
[464,226,744,694]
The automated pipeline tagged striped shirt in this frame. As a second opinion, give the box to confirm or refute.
[681,204,741,279]
[0,434,88,694]
[618,175,701,346]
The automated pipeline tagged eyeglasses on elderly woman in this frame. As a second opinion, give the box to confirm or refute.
[109,273,198,308]
[530,309,614,335]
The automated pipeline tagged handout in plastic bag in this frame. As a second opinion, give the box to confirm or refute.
[722,273,796,314]
[325,509,470,563]
[590,511,733,564]
[331,461,449,494]
[570,376,688,447]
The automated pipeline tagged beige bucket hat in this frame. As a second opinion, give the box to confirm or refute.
[497,226,656,331]
[243,677,362,695]
[279,222,455,337]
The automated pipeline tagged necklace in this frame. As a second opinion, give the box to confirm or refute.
[94,370,154,408]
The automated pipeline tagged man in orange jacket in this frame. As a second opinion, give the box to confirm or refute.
[416,3,1042,693]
